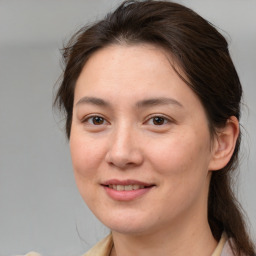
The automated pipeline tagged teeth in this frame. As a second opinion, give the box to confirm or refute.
[132,184,140,190]
[117,185,124,191]
[108,184,145,191]
[125,185,133,191]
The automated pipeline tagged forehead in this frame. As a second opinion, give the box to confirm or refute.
[75,43,187,96]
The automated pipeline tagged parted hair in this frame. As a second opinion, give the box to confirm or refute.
[55,1,255,255]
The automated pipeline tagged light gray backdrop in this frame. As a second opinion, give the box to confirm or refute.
[0,0,255,255]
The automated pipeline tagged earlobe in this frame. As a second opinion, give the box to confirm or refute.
[208,116,240,171]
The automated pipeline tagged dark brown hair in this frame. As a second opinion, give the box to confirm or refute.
[55,1,255,255]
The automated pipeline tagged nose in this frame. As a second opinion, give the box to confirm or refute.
[105,124,144,169]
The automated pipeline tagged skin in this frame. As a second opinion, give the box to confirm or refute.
[70,44,239,256]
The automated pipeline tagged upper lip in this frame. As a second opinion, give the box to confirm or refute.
[101,179,155,187]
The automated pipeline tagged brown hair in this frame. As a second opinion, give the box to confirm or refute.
[55,1,255,255]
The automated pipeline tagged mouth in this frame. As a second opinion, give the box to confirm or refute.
[101,179,155,201]
[105,184,153,191]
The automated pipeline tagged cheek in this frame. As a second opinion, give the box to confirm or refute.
[147,130,211,179]
[69,135,104,205]
[69,134,105,180]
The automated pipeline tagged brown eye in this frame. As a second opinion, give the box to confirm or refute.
[152,116,166,125]
[92,116,105,125]
[85,116,106,125]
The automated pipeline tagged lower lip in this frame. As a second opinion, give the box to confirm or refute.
[103,186,154,201]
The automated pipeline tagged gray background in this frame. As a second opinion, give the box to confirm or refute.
[0,0,255,255]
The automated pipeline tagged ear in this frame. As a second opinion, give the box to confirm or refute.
[208,116,240,171]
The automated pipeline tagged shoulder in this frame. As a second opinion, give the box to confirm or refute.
[82,234,113,256]
[220,240,236,256]
[16,252,41,256]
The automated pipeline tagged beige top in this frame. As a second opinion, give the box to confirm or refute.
[19,233,233,256]
[83,232,232,256]
[17,253,41,256]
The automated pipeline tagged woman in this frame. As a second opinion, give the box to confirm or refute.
[55,1,255,255]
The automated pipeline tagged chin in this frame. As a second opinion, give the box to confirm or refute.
[97,211,152,235]
[108,223,150,235]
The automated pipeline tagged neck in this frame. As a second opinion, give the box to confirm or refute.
[110,214,217,256]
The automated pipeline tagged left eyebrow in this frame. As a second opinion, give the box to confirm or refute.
[136,97,183,108]
[75,96,110,107]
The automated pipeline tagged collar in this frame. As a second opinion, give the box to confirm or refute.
[83,232,229,256]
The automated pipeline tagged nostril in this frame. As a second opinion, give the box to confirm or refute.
[105,142,144,169]
[108,161,136,169]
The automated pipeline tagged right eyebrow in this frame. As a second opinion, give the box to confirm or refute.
[136,97,183,109]
[75,96,110,107]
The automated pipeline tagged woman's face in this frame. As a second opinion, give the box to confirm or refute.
[70,44,217,235]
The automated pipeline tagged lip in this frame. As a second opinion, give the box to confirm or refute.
[101,179,155,201]
[101,179,154,186]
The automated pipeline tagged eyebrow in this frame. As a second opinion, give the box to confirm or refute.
[75,96,110,107]
[136,97,183,108]
[75,96,183,108]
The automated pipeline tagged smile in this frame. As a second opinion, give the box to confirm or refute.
[102,179,155,201]
[107,184,148,191]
